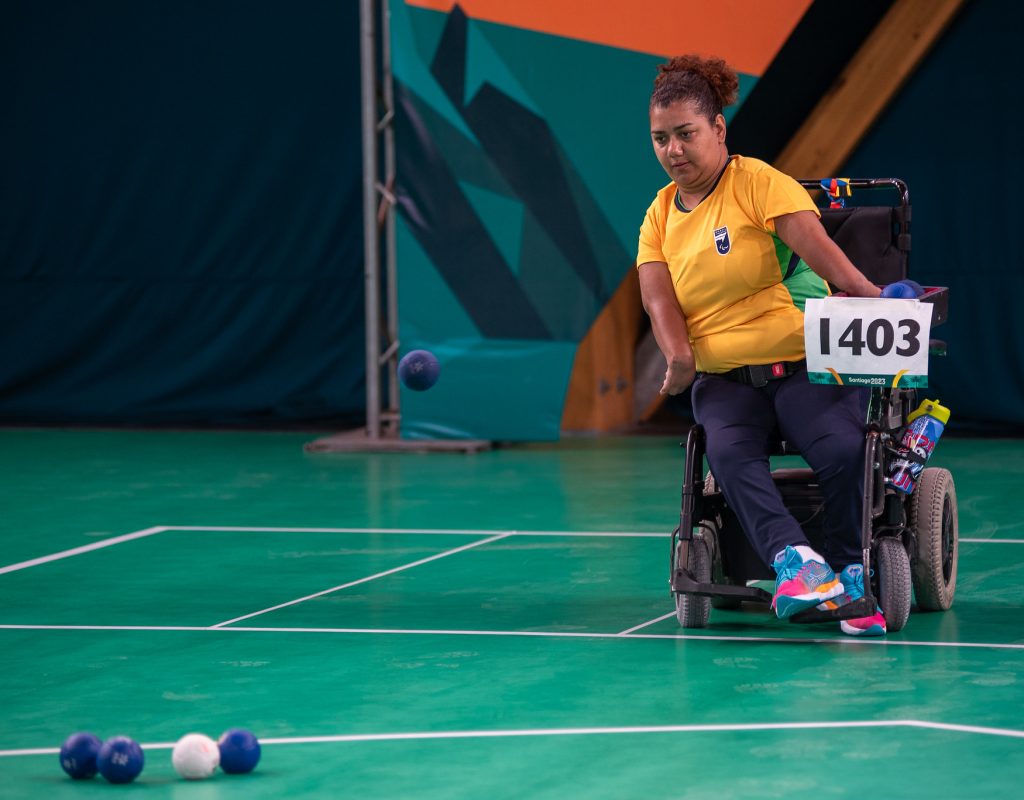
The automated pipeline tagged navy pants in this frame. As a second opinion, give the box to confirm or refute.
[690,366,868,571]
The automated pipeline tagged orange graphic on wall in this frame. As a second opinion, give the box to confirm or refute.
[405,0,813,76]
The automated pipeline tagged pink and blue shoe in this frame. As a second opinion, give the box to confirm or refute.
[771,545,845,619]
[818,563,887,636]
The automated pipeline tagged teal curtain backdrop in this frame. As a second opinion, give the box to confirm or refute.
[842,0,1023,430]
[0,1,364,426]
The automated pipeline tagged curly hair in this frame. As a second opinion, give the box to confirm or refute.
[650,55,739,122]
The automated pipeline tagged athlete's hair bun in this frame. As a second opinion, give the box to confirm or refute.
[651,54,739,119]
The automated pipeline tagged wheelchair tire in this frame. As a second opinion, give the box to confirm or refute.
[674,535,712,628]
[875,537,911,633]
[908,467,958,611]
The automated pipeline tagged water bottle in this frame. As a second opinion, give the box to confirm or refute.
[888,399,951,494]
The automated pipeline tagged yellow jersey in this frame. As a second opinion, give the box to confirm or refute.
[637,155,829,373]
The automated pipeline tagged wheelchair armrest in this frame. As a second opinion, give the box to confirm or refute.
[833,285,948,327]
[918,286,948,327]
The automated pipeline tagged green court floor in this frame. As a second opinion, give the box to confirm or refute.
[0,429,1022,798]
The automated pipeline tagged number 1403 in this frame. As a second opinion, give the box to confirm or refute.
[819,317,922,357]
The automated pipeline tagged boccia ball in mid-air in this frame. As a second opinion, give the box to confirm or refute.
[218,728,261,774]
[398,349,440,391]
[172,733,220,780]
[59,731,102,779]
[97,736,144,784]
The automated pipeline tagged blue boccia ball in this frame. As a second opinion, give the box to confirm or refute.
[97,736,144,784]
[218,728,261,774]
[881,279,924,299]
[398,349,440,392]
[59,732,102,779]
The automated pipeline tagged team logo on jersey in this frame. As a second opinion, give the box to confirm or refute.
[713,225,731,255]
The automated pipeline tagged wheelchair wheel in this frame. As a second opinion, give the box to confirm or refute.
[875,537,911,632]
[674,534,711,628]
[909,467,958,611]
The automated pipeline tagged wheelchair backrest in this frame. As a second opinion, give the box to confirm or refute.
[798,178,911,286]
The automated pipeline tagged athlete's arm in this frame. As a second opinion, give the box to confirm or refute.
[638,261,696,394]
[775,210,882,298]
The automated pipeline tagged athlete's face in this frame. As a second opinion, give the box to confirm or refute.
[650,100,727,193]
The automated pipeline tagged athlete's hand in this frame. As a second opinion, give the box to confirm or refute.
[661,359,696,395]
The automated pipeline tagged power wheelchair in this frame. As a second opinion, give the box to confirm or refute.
[670,178,958,632]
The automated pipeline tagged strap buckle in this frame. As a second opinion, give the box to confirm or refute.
[747,361,795,387]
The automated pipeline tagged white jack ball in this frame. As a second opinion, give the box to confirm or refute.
[172,733,220,780]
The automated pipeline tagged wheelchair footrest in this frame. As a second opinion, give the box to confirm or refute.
[671,569,773,602]
[788,596,875,625]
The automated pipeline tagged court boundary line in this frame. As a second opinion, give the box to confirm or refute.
[618,611,676,635]
[162,526,1024,544]
[2,718,1022,757]
[961,538,1024,544]
[209,533,515,628]
[1,526,1013,580]
[166,526,667,537]
[0,526,670,579]
[0,527,168,576]
[2,623,1022,651]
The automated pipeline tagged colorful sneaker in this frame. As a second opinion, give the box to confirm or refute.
[771,545,844,619]
[817,564,887,636]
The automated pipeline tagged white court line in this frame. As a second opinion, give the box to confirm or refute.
[165,526,666,538]
[0,625,210,632]
[0,527,167,576]
[0,526,664,580]
[251,719,1024,743]
[0,525,1008,581]
[2,623,1023,652]
[2,719,1023,757]
[206,626,1024,651]
[0,524,1003,582]
[209,533,514,628]
[164,527,1022,543]
[617,611,676,635]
